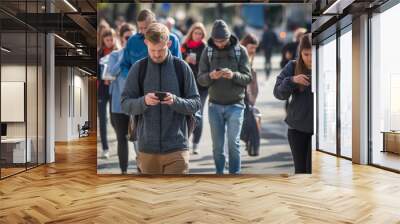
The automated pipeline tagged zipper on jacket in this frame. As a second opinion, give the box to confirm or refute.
[159,63,162,153]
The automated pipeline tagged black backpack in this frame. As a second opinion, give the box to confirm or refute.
[128,57,197,142]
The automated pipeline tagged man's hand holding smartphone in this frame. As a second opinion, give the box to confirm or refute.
[144,93,160,106]
[160,92,174,105]
[210,68,223,80]
[151,91,174,105]
[221,68,233,79]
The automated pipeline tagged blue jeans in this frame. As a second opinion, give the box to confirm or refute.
[208,102,245,174]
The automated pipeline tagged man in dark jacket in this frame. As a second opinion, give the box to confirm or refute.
[261,24,278,79]
[198,20,252,174]
[121,23,201,174]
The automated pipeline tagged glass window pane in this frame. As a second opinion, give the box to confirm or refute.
[371,3,400,171]
[318,37,337,154]
[38,32,45,165]
[340,29,352,158]
[1,32,28,177]
[27,31,38,169]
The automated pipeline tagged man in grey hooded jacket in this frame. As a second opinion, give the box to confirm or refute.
[198,20,252,174]
[121,23,201,174]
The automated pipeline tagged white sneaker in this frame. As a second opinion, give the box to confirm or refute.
[192,143,199,154]
[102,150,110,159]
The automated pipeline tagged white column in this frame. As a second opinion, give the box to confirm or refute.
[46,33,55,163]
[352,14,369,164]
[45,0,55,163]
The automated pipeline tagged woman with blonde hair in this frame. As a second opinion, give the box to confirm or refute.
[97,27,118,159]
[97,19,110,51]
[180,22,207,154]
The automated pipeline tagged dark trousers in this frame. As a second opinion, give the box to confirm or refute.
[98,97,109,151]
[264,50,272,79]
[111,113,130,172]
[287,129,312,174]
[192,89,208,144]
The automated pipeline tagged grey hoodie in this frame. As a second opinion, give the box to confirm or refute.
[121,52,201,154]
[197,35,252,105]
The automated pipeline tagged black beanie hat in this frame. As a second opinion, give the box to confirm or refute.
[211,20,231,39]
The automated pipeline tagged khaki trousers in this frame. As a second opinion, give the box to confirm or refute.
[137,150,189,174]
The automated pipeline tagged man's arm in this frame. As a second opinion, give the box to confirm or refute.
[231,47,252,87]
[169,33,182,59]
[107,50,122,77]
[197,47,214,87]
[273,61,297,100]
[170,61,201,115]
[120,62,148,115]
[120,41,132,78]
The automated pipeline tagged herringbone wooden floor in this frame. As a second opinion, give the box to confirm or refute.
[1,135,400,224]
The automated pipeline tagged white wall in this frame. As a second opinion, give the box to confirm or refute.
[1,65,35,138]
[54,67,89,141]
[1,64,46,164]
[1,65,26,135]
[54,66,69,141]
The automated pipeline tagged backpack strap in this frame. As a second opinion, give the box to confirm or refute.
[207,46,213,65]
[133,57,149,129]
[173,57,185,97]
[173,56,198,137]
[137,57,148,96]
[234,45,241,63]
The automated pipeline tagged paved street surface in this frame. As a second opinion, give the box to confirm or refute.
[97,54,294,175]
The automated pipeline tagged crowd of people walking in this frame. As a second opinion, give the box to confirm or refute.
[98,8,312,175]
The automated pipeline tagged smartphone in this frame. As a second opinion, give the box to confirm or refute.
[154,91,168,101]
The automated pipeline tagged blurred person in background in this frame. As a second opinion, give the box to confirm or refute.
[98,28,119,159]
[105,23,136,174]
[233,17,245,41]
[165,17,184,42]
[280,27,306,69]
[261,24,278,80]
[97,19,110,51]
[240,33,261,132]
[114,16,126,34]
[120,9,182,79]
[181,22,208,154]
[198,20,252,174]
[273,34,313,174]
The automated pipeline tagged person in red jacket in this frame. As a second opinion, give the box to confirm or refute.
[180,22,208,154]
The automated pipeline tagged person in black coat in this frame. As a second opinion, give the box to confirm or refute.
[261,24,278,80]
[180,22,207,154]
[273,33,313,174]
